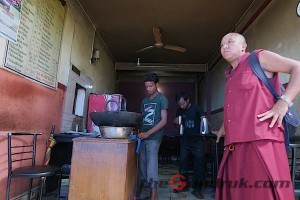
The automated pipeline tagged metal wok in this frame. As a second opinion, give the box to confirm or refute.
[89,111,143,127]
[99,126,132,139]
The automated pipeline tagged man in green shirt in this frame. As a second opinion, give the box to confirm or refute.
[138,73,168,200]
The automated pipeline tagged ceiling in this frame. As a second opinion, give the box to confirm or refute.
[77,0,270,75]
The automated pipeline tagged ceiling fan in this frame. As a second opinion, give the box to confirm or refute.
[136,27,187,53]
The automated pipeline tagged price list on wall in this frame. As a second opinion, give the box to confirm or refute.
[4,0,65,88]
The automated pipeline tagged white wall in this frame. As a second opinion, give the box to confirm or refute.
[245,0,300,83]
[58,0,116,94]
[58,0,117,131]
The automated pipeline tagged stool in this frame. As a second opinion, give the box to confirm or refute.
[6,132,60,200]
[290,143,300,198]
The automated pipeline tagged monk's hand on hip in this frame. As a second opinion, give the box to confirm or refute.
[257,100,289,128]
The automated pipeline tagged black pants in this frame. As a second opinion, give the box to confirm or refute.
[179,136,205,192]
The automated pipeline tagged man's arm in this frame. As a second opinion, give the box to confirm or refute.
[257,50,300,127]
[174,109,180,127]
[138,109,168,139]
[260,50,300,100]
[213,122,226,143]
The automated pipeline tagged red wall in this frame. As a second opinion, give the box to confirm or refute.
[0,69,65,199]
[118,80,195,136]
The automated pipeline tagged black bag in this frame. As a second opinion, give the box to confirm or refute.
[248,52,300,148]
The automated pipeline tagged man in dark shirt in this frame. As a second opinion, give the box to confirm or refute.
[174,92,205,199]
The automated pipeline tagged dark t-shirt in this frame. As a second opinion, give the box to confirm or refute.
[141,92,169,142]
[176,104,204,137]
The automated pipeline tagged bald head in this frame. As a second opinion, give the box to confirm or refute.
[223,32,246,44]
[220,32,248,65]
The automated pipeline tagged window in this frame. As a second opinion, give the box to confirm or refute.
[73,83,86,117]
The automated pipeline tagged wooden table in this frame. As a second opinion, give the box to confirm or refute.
[46,133,97,193]
[68,137,137,200]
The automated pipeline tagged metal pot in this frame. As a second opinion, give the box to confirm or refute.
[90,111,143,127]
[100,126,132,139]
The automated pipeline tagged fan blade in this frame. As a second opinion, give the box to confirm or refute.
[136,45,155,53]
[153,27,162,43]
[164,44,187,52]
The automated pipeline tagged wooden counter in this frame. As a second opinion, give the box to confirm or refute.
[68,137,137,200]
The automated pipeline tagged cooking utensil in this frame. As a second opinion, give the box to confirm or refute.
[200,116,209,134]
[178,116,184,135]
[90,111,143,127]
[100,126,132,139]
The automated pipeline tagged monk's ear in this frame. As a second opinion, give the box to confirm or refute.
[242,42,247,51]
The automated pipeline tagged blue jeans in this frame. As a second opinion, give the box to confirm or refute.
[139,139,161,189]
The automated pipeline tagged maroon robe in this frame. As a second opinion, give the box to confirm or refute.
[216,50,294,199]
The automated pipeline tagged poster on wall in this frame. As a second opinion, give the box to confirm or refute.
[3,0,65,88]
[0,0,22,43]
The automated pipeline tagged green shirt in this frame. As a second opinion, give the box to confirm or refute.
[141,92,168,142]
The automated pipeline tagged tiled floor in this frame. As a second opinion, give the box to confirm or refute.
[155,163,215,200]
[44,162,215,200]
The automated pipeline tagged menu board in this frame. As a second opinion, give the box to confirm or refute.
[0,0,22,43]
[4,0,65,88]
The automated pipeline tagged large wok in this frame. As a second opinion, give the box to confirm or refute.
[90,111,143,127]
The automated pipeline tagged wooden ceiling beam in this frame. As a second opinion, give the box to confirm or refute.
[115,62,207,73]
